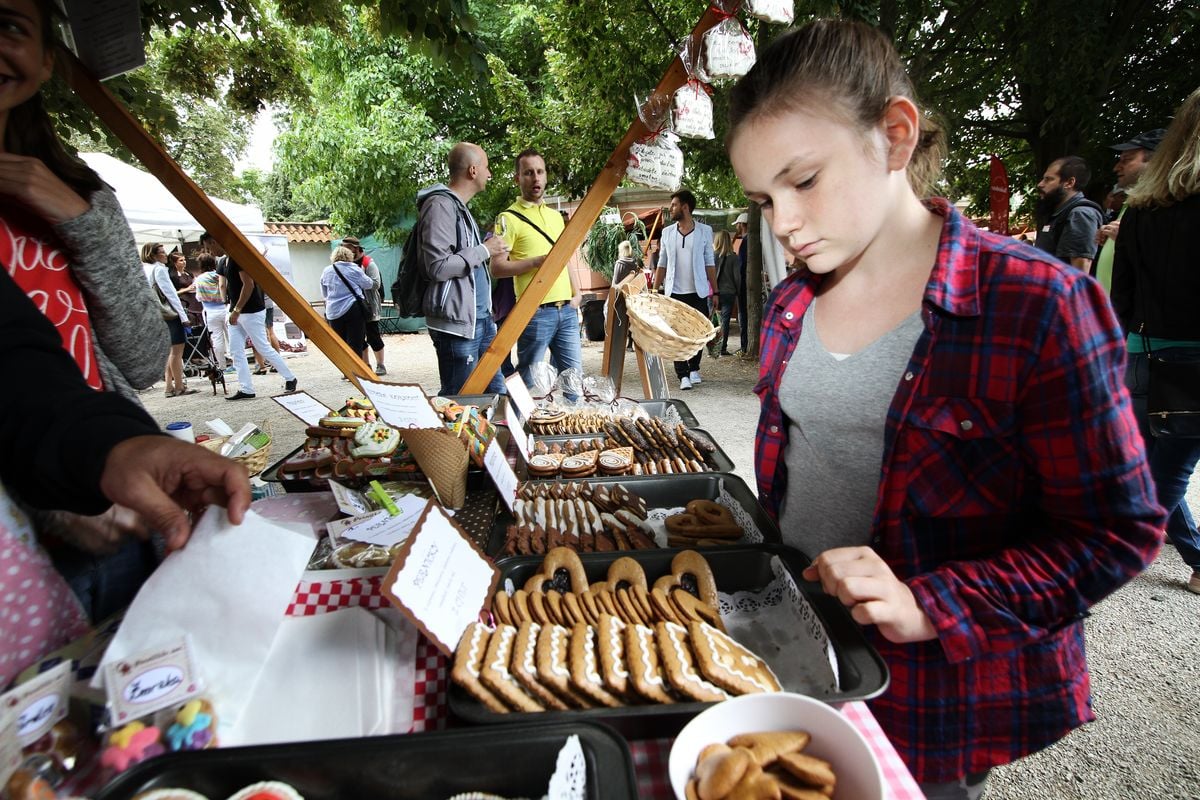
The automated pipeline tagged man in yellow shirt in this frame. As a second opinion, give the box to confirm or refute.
[492,149,583,392]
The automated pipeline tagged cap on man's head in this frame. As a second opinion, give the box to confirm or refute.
[1110,129,1166,152]
[734,212,750,225]
[341,236,361,248]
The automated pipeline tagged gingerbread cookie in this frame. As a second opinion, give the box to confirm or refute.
[523,547,589,595]
[535,623,589,708]
[726,732,812,767]
[479,624,543,712]
[688,621,780,696]
[672,588,726,632]
[595,613,631,697]
[509,621,568,710]
[696,745,755,800]
[624,623,676,704]
[568,623,622,708]
[670,550,720,609]
[775,751,836,794]
[451,623,507,713]
[655,621,729,703]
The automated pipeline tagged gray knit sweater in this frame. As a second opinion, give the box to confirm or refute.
[51,187,169,403]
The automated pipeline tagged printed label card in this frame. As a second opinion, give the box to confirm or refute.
[0,662,71,747]
[483,439,519,513]
[359,382,443,430]
[382,501,499,656]
[329,481,373,517]
[504,373,536,421]
[103,638,201,723]
[272,391,334,427]
[503,398,532,462]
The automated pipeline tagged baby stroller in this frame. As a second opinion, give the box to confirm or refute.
[182,323,227,395]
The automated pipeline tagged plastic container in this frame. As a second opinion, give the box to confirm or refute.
[95,722,637,800]
[450,544,889,738]
[486,472,777,555]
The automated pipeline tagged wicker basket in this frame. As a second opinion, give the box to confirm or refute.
[625,291,718,360]
[199,421,273,477]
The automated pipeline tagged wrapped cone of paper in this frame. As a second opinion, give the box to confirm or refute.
[400,427,468,509]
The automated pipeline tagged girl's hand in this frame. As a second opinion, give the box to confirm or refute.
[801,546,937,643]
[0,154,90,225]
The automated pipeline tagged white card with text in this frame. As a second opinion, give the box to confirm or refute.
[483,439,518,512]
[504,399,532,462]
[272,391,334,428]
[103,638,201,724]
[359,382,443,429]
[1,662,71,747]
[329,481,373,517]
[504,374,535,421]
[335,495,428,548]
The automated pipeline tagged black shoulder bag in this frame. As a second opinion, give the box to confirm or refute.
[1139,294,1200,438]
[331,263,371,319]
[499,210,558,247]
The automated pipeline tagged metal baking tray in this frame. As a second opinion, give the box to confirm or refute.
[448,545,890,739]
[262,393,505,492]
[487,472,778,556]
[527,427,734,479]
[95,721,637,800]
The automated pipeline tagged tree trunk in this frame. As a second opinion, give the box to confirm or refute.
[745,202,764,359]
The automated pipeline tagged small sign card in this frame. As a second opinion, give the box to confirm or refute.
[1,662,71,747]
[273,391,334,427]
[504,373,536,421]
[382,501,499,656]
[0,707,21,789]
[329,481,372,517]
[504,398,532,462]
[103,638,200,723]
[359,382,443,430]
[483,439,518,513]
[328,494,428,548]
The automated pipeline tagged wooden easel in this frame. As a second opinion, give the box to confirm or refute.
[459,5,724,395]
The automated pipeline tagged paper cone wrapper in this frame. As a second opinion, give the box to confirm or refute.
[400,427,468,509]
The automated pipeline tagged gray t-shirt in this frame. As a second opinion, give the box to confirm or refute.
[777,301,924,556]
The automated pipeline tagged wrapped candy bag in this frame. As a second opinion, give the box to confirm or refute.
[626,130,685,192]
[704,16,756,81]
[673,79,715,139]
[745,0,794,24]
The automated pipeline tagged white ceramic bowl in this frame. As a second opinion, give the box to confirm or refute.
[668,693,884,800]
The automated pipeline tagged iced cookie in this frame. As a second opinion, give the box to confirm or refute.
[688,622,781,696]
[509,621,568,710]
[479,624,543,712]
[567,623,621,708]
[451,623,507,713]
[655,621,729,703]
[595,613,631,697]
[535,623,589,708]
[350,421,399,458]
[624,623,675,704]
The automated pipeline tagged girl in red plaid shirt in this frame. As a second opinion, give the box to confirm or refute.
[727,20,1165,798]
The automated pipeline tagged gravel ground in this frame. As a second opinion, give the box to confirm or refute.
[140,327,1200,799]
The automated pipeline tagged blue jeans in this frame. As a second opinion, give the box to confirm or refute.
[718,292,737,353]
[517,304,582,396]
[429,314,506,396]
[1125,349,1200,570]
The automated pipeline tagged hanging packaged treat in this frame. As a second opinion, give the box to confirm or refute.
[673,79,715,139]
[745,0,795,24]
[626,130,685,192]
[703,17,756,81]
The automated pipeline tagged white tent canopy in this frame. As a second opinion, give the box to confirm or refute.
[81,152,265,245]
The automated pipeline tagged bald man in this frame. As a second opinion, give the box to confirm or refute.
[415,142,509,394]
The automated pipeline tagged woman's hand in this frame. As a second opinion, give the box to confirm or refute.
[0,154,91,225]
[37,505,150,556]
[801,546,937,644]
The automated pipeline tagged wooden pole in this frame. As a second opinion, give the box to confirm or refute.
[461,5,724,394]
[55,49,374,386]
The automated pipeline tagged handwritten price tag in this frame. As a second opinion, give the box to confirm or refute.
[0,661,70,747]
[381,501,498,656]
[359,382,442,429]
[272,391,333,427]
[103,638,200,723]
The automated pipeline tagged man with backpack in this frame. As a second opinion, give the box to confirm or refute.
[491,149,583,393]
[1034,155,1105,272]
[412,142,508,395]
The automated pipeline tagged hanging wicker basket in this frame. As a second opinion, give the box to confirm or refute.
[625,291,718,360]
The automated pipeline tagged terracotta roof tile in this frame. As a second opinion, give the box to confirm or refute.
[264,222,333,243]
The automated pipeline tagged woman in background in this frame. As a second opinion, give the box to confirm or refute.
[321,245,375,355]
[1111,85,1200,595]
[713,230,741,356]
[141,242,193,397]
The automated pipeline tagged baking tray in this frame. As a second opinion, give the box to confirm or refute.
[487,472,778,555]
[262,393,505,492]
[528,427,735,478]
[95,721,637,800]
[449,544,890,738]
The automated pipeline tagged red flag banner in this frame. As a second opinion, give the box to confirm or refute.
[989,155,1010,235]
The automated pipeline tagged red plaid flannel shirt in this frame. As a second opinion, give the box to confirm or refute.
[754,199,1164,782]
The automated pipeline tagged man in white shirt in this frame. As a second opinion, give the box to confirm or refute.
[653,190,716,390]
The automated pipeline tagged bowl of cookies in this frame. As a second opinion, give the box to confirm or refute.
[667,692,884,800]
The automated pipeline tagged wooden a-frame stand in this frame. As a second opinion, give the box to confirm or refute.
[60,6,724,394]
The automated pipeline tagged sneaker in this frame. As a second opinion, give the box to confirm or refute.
[720,350,732,356]
[375,365,387,376]
[1188,571,1200,595]
[226,391,256,401]
[680,376,693,391]
[689,371,702,385]
[223,366,237,374]
[284,378,298,393]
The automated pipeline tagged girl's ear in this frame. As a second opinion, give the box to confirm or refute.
[880,96,921,173]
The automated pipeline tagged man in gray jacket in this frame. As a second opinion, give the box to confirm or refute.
[417,142,508,394]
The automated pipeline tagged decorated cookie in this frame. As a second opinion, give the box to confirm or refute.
[451,623,507,713]
[655,621,730,703]
[688,621,782,696]
[509,621,568,711]
[165,699,217,751]
[624,623,675,705]
[595,614,630,697]
[479,624,543,712]
[226,782,304,800]
[350,422,399,458]
[522,547,589,595]
[100,721,165,773]
[133,791,211,800]
[567,623,621,708]
[535,623,588,708]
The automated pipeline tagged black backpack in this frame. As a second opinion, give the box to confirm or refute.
[390,189,461,318]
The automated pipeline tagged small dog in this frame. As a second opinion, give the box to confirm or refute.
[205,362,227,395]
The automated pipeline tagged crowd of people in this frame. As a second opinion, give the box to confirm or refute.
[1,0,1198,796]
